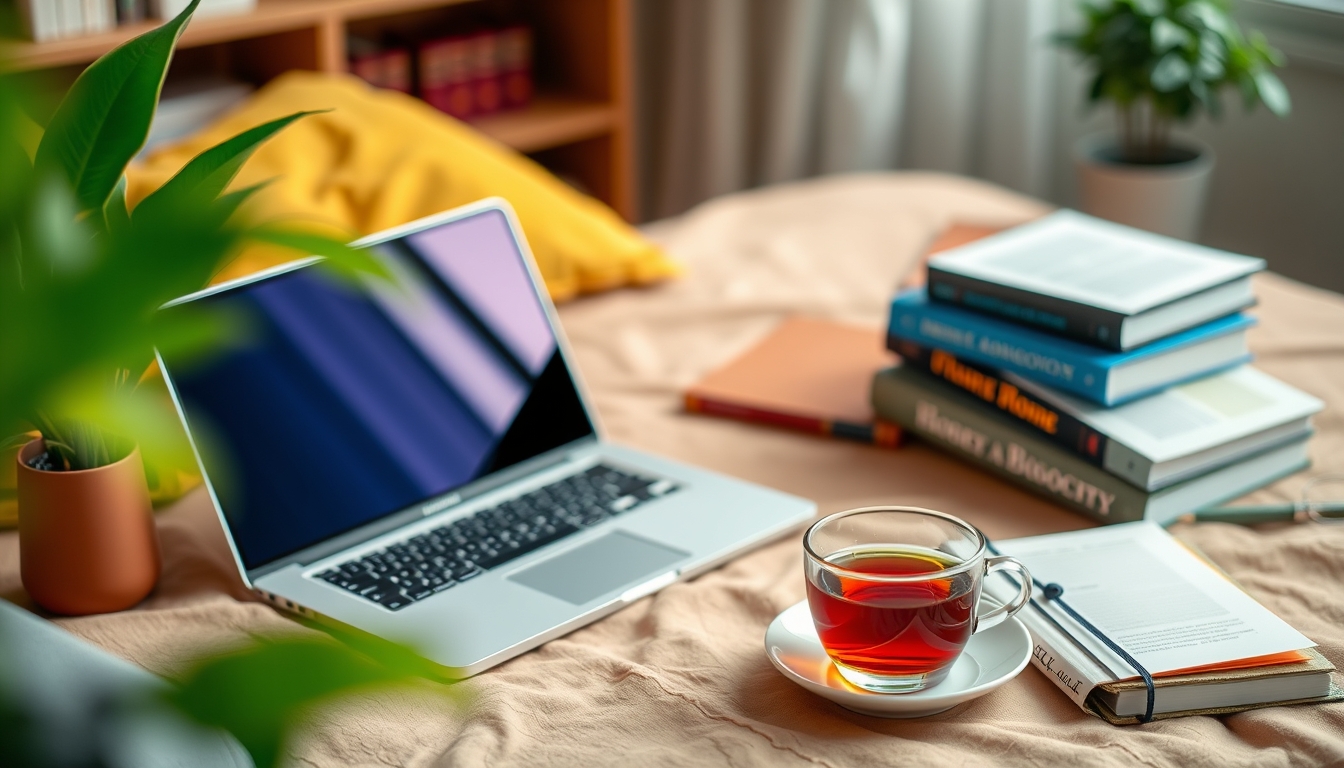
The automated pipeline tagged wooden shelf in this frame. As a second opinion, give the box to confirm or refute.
[0,0,636,219]
[472,96,615,154]
[1,0,481,71]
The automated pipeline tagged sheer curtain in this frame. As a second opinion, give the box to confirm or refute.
[634,0,1063,220]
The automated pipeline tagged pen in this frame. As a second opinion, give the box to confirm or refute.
[1172,501,1344,526]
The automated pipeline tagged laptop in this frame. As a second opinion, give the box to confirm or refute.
[157,198,815,677]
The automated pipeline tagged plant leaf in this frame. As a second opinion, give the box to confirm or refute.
[32,0,199,213]
[249,226,390,284]
[133,111,322,221]
[1150,52,1192,92]
[1254,70,1291,116]
[1151,17,1191,53]
[1126,0,1164,18]
[103,176,131,234]
[165,638,435,768]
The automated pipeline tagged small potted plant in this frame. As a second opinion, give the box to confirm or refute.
[1,0,376,615]
[1058,0,1290,240]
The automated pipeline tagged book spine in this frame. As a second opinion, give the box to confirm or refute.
[19,0,61,41]
[115,0,147,24]
[57,0,84,38]
[498,25,533,109]
[891,338,1110,469]
[1021,609,1101,710]
[470,31,503,117]
[351,54,385,88]
[871,367,1149,523]
[981,579,1100,711]
[684,394,902,449]
[90,0,115,32]
[927,266,1128,351]
[887,298,1112,404]
[382,49,412,94]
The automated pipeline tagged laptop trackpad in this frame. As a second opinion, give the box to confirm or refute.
[508,531,688,605]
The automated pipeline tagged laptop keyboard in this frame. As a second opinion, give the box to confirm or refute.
[313,464,679,611]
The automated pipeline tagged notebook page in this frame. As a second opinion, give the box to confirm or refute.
[994,521,1313,679]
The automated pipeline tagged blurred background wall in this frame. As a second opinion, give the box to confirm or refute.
[633,0,1344,293]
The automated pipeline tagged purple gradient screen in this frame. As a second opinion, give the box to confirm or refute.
[163,209,595,569]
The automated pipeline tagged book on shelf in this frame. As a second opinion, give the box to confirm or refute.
[115,0,148,25]
[470,32,503,116]
[16,0,61,41]
[888,288,1254,406]
[893,340,1322,491]
[984,522,1341,724]
[684,317,902,449]
[927,210,1265,351]
[498,25,534,109]
[420,35,476,120]
[349,37,413,95]
[870,364,1311,525]
[57,0,83,38]
[151,0,254,21]
[82,0,114,33]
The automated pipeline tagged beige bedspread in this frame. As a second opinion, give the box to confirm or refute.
[4,172,1343,767]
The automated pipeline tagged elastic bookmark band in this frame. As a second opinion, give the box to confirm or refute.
[985,540,1156,723]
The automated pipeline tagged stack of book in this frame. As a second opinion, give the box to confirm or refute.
[873,211,1323,525]
[350,27,533,120]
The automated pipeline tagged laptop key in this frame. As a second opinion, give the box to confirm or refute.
[314,464,680,609]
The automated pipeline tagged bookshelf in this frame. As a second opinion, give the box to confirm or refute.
[1,0,636,219]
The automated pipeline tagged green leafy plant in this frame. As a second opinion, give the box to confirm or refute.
[1058,0,1291,163]
[0,0,381,472]
[0,6,458,766]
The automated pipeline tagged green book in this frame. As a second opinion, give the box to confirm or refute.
[870,365,1311,525]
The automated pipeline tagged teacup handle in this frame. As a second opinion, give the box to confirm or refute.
[974,556,1032,634]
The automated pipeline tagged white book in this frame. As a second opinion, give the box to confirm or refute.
[18,0,62,41]
[82,0,115,33]
[927,210,1266,351]
[984,522,1337,722]
[151,0,255,20]
[55,0,85,38]
[1011,365,1323,490]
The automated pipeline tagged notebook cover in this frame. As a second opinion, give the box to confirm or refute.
[1087,682,1344,726]
[684,317,902,448]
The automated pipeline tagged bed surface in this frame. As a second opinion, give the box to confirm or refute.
[3,172,1342,766]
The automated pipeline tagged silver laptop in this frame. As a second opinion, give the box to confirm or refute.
[157,198,814,677]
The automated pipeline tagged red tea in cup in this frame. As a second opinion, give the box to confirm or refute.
[803,507,1031,694]
[805,547,975,680]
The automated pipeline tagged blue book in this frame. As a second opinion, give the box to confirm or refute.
[887,289,1255,405]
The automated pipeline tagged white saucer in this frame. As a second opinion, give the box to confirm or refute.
[765,600,1033,718]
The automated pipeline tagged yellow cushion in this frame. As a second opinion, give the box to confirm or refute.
[126,71,679,301]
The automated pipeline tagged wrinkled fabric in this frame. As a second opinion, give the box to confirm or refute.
[2,173,1341,767]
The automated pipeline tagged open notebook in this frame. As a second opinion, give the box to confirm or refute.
[985,522,1341,724]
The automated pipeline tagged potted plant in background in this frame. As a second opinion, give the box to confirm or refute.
[1,0,378,615]
[1059,0,1290,240]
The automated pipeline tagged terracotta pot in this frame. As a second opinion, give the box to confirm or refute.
[1074,133,1215,242]
[16,439,160,615]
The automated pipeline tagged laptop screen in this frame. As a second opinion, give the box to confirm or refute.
[161,209,596,571]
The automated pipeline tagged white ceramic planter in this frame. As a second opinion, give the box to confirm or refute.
[1073,134,1215,242]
